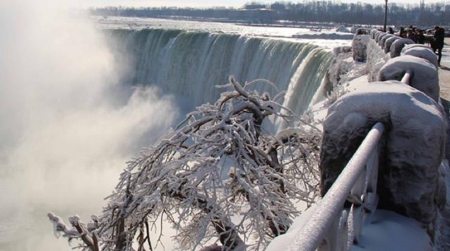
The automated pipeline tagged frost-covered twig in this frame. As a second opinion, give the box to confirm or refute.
[48,76,322,251]
[48,213,100,251]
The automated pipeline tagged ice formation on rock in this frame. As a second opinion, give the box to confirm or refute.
[320,81,446,233]
[390,38,415,58]
[401,44,439,68]
[379,33,393,48]
[379,55,440,102]
[366,38,390,81]
[352,34,371,62]
[384,36,400,53]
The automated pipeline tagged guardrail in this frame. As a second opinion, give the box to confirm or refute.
[287,31,421,251]
[287,122,384,251]
[401,71,411,84]
[285,25,444,250]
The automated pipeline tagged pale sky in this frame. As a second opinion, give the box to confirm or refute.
[72,0,449,8]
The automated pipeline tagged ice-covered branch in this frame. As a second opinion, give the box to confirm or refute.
[48,213,100,251]
[48,77,322,251]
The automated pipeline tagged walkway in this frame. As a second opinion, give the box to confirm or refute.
[439,38,450,100]
[438,39,450,248]
[437,38,450,160]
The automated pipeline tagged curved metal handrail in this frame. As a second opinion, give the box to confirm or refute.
[288,122,385,251]
[285,33,415,250]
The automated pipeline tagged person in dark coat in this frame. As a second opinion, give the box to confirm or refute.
[398,26,405,38]
[388,27,394,34]
[406,28,417,43]
[433,26,445,67]
[417,29,425,44]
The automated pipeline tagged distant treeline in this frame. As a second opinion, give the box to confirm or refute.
[91,1,450,27]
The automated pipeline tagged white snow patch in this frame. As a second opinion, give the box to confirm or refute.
[266,208,432,251]
[352,210,432,251]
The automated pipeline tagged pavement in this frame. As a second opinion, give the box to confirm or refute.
[438,38,450,160]
[439,38,450,101]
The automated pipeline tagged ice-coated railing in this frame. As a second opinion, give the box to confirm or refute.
[289,28,423,251]
[401,71,411,84]
[288,122,384,251]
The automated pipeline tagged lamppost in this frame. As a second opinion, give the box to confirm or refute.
[383,0,388,32]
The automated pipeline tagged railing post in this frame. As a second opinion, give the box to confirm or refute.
[401,70,411,84]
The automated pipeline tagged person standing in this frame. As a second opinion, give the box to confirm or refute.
[433,26,445,67]
[417,29,425,44]
[406,28,417,43]
[388,27,394,34]
[398,26,405,37]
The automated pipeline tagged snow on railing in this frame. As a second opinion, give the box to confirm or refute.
[287,29,420,251]
[288,122,384,251]
[401,71,411,84]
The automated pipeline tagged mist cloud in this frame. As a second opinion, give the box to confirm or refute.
[0,1,178,250]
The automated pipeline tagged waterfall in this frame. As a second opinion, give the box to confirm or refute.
[104,29,334,117]
[0,3,337,249]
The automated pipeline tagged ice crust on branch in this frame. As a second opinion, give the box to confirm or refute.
[49,76,322,251]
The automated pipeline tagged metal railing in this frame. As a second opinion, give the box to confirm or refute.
[401,71,411,84]
[288,122,385,251]
[285,31,417,250]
